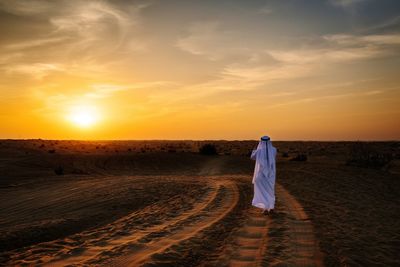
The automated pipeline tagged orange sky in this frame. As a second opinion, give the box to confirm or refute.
[0,0,399,140]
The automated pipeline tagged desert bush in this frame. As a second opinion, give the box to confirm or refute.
[48,149,56,153]
[54,166,64,175]
[346,142,392,169]
[282,152,289,158]
[290,154,307,161]
[199,144,218,155]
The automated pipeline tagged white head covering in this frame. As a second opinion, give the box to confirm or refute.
[252,135,276,183]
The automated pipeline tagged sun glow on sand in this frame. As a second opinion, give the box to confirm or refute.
[67,105,100,128]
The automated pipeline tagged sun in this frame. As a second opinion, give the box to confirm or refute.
[67,105,100,128]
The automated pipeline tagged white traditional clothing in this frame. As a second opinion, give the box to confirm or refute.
[251,136,277,211]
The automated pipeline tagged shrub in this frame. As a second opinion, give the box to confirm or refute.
[199,144,218,155]
[346,142,392,169]
[54,166,64,175]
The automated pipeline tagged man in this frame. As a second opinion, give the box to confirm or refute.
[251,136,277,215]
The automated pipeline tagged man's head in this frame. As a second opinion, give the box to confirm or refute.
[261,136,270,141]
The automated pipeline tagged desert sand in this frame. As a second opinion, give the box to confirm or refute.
[0,140,399,266]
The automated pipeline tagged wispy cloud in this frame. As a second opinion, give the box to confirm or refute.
[271,33,400,64]
[361,15,400,33]
[177,21,225,60]
[85,81,176,99]
[0,0,52,15]
[176,21,250,60]
[5,63,64,79]
[329,0,365,8]
[324,33,400,46]
[222,64,311,84]
[3,37,70,50]
[258,6,273,15]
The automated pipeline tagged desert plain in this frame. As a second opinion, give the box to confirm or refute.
[0,140,399,266]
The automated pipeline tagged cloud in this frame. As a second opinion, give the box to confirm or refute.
[0,0,151,82]
[84,84,128,99]
[258,7,273,15]
[5,63,64,79]
[174,20,400,104]
[46,1,135,57]
[270,33,400,65]
[221,32,399,87]
[329,0,365,8]
[176,21,250,60]
[176,22,223,59]
[324,33,400,46]
[180,31,400,100]
[222,64,311,84]
[361,15,400,33]
[3,37,70,50]
[0,0,52,15]
[269,47,380,63]
[85,81,176,99]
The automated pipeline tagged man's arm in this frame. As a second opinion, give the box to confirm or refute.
[250,149,257,160]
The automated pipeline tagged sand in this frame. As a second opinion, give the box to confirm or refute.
[278,161,400,266]
[0,140,399,266]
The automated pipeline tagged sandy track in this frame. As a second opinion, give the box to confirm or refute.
[2,176,211,266]
[214,183,323,267]
[42,180,228,266]
[3,175,323,266]
[3,177,241,267]
[276,185,323,266]
[107,179,239,266]
[262,184,323,266]
[224,208,271,267]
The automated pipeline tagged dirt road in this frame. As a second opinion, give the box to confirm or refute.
[2,157,323,266]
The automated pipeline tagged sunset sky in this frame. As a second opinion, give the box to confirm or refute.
[0,0,399,140]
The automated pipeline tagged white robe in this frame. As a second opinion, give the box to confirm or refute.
[251,139,277,211]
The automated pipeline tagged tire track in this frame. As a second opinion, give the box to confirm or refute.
[106,180,239,267]
[273,184,324,266]
[4,179,214,266]
[216,182,323,267]
[225,208,270,267]
[38,180,221,266]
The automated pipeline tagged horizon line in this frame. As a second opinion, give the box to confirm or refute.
[1,138,398,142]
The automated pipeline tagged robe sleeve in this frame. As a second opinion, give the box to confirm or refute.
[250,149,258,160]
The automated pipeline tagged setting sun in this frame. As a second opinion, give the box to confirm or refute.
[67,105,100,128]
[0,0,398,140]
